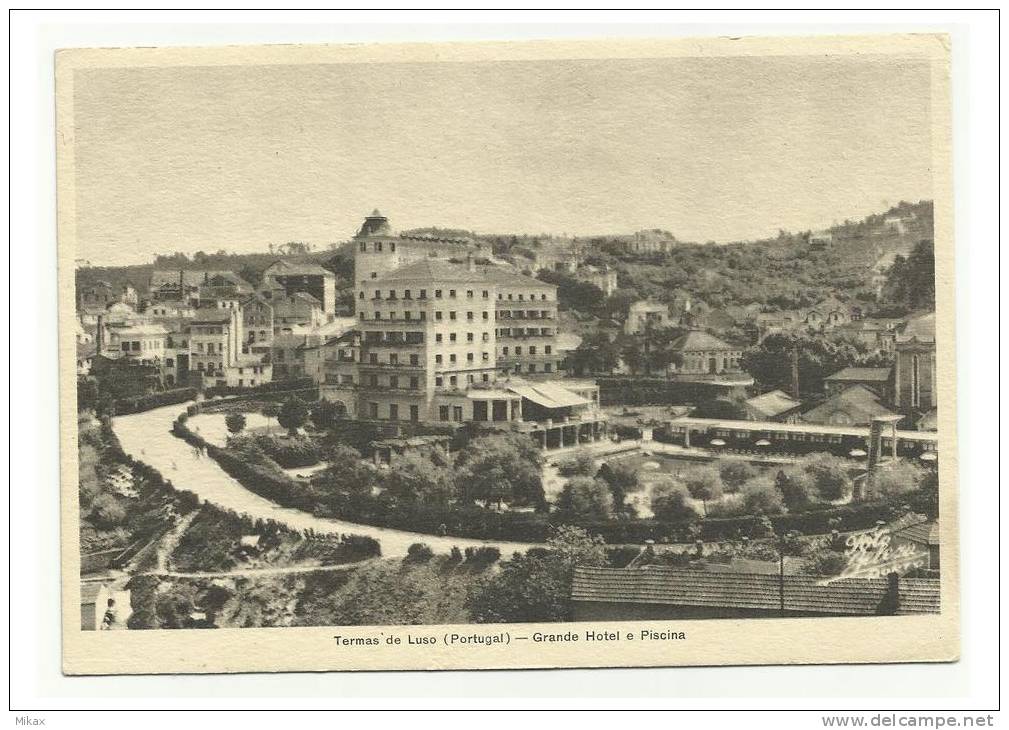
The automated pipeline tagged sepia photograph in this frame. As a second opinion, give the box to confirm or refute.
[55,33,958,674]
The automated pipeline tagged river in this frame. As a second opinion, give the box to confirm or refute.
[112,404,540,558]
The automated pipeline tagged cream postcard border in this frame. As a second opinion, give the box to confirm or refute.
[56,33,959,675]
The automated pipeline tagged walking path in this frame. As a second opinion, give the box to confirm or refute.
[145,558,379,580]
[113,404,541,558]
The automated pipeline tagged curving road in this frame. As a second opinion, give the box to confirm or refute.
[113,404,541,558]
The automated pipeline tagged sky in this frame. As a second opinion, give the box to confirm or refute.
[72,54,933,265]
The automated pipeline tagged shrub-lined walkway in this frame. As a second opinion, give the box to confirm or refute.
[112,403,541,558]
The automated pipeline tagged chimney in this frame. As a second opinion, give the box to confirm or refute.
[875,572,901,616]
[96,314,104,354]
[466,252,475,272]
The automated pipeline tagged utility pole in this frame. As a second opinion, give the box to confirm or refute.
[779,531,786,617]
[790,344,800,401]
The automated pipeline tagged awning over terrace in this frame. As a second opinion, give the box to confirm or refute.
[507,382,590,409]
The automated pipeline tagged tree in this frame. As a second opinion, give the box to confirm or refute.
[618,325,686,376]
[739,477,785,515]
[718,459,758,492]
[775,467,816,511]
[680,466,724,515]
[798,453,852,501]
[740,332,892,398]
[381,453,456,505]
[557,477,614,520]
[872,459,928,501]
[535,270,606,316]
[262,402,281,434]
[565,331,621,375]
[467,526,607,623]
[311,399,345,430]
[880,239,935,313]
[277,397,309,436]
[313,443,376,497]
[597,461,640,511]
[454,432,544,508]
[649,478,699,522]
[225,413,246,435]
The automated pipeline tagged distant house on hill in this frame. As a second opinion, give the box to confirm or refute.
[801,384,899,427]
[623,229,677,255]
[743,389,803,423]
[808,230,833,250]
[834,319,900,353]
[575,265,618,296]
[624,301,670,335]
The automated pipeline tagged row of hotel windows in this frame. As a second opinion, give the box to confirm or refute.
[366,402,422,421]
[359,310,553,322]
[500,363,560,374]
[498,327,552,337]
[360,285,550,303]
[434,352,491,364]
[500,345,552,355]
[366,288,490,301]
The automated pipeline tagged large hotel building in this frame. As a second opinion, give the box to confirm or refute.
[322,210,606,446]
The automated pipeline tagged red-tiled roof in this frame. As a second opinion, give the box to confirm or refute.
[571,566,939,616]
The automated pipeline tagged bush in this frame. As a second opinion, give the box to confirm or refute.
[650,479,699,522]
[224,413,246,435]
[253,433,321,469]
[556,477,614,520]
[89,493,127,529]
[406,542,435,563]
[556,452,597,477]
[872,459,928,500]
[801,548,848,577]
[739,477,785,516]
[113,387,197,415]
[799,453,853,501]
[465,546,501,565]
[718,459,758,492]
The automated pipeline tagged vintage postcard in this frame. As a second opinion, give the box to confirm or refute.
[57,33,958,675]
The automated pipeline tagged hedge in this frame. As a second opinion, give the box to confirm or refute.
[170,412,920,546]
[113,387,198,415]
[204,378,317,399]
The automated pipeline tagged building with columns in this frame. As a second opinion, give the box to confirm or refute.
[894,312,936,418]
